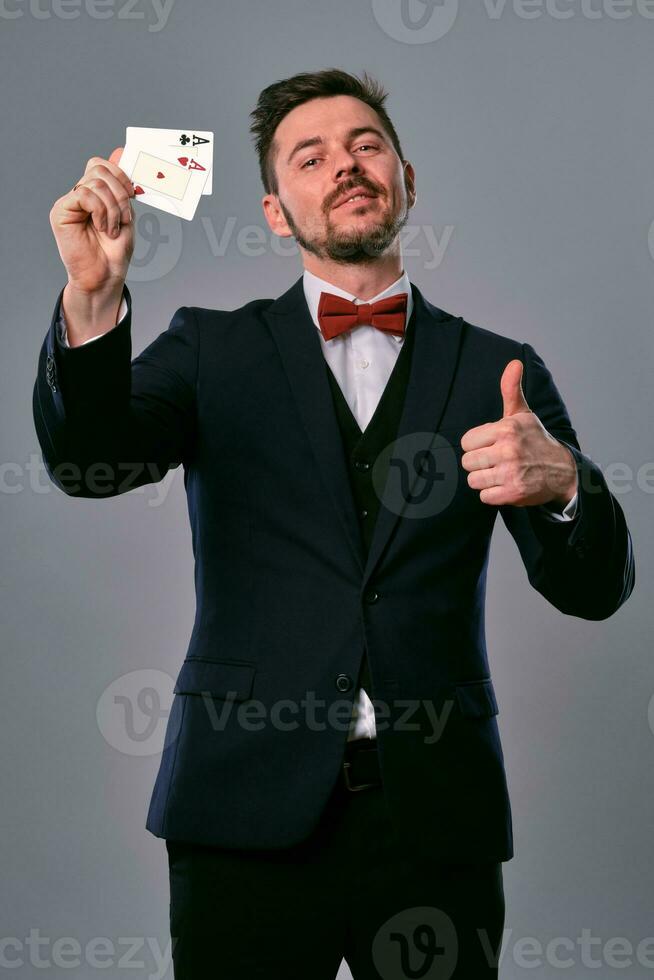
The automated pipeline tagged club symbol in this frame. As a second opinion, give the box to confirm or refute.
[179,134,191,145]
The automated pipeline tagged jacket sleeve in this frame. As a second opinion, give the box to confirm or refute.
[498,341,635,621]
[32,283,199,498]
[58,294,129,347]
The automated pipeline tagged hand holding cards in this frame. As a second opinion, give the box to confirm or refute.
[118,128,213,221]
[50,132,212,303]
[50,147,136,297]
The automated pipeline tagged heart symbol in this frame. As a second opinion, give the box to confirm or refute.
[178,156,188,167]
[156,171,165,179]
[134,185,144,195]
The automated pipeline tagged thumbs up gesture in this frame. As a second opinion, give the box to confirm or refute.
[460,360,578,508]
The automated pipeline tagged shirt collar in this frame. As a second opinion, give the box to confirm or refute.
[302,267,414,337]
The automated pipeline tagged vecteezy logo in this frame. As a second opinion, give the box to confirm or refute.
[372,906,458,980]
[96,668,177,756]
[373,432,459,519]
[371,0,459,43]
[126,209,183,283]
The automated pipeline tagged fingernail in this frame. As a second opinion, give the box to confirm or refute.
[113,224,120,238]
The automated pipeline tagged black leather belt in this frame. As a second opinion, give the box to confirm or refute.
[342,737,381,792]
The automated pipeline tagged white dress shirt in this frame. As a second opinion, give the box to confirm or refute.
[57,271,578,740]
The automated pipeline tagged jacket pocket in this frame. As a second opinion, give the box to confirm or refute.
[454,678,499,718]
[174,658,256,702]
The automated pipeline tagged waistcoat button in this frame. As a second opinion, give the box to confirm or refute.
[335,673,352,693]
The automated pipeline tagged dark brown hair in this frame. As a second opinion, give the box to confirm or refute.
[249,68,406,195]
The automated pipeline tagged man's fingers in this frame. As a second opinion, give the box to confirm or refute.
[85,169,133,225]
[67,185,109,234]
[70,181,123,236]
[460,447,497,472]
[83,154,133,198]
[460,420,503,454]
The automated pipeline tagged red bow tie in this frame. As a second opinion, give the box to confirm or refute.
[317,291,408,341]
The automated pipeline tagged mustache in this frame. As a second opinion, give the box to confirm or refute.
[326,180,382,210]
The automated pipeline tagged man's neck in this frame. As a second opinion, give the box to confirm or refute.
[302,255,404,301]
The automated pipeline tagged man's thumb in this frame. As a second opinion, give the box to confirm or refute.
[501,359,530,417]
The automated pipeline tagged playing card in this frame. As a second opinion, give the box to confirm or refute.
[117,143,211,221]
[126,127,213,194]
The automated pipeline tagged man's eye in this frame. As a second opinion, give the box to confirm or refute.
[301,144,378,169]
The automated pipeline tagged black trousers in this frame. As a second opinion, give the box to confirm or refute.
[165,771,505,979]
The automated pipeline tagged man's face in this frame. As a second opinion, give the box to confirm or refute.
[262,95,416,264]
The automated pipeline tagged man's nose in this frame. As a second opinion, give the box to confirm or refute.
[334,157,363,181]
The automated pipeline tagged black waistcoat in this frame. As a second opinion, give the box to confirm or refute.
[321,304,417,702]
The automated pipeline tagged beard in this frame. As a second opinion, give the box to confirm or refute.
[277,191,410,265]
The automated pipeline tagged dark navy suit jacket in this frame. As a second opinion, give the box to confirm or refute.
[33,275,635,863]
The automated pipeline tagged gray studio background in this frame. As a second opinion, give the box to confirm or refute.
[2,2,652,977]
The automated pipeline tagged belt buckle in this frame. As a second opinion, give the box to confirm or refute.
[342,758,377,793]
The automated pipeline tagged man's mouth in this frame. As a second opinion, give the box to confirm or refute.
[332,190,378,209]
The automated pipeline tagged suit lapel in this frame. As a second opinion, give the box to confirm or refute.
[263,277,365,574]
[262,275,465,587]
[362,287,464,584]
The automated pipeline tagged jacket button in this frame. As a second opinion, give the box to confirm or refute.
[335,673,352,693]
[360,509,368,519]
[354,460,370,471]
[364,590,379,604]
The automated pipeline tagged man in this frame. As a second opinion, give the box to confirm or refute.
[35,68,634,979]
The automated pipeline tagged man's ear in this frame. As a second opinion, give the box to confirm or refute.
[262,194,293,238]
[403,161,417,209]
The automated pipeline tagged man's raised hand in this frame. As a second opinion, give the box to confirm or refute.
[49,148,135,295]
[460,359,578,508]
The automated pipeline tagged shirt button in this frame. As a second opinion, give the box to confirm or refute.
[358,359,369,369]
[335,673,352,693]
[354,460,370,472]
